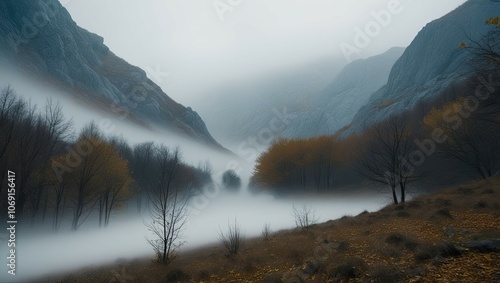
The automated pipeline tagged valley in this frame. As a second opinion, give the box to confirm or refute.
[0,1,498,282]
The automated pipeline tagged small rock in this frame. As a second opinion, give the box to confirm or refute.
[410,267,426,277]
[462,239,500,252]
[431,255,448,265]
[302,260,318,276]
[443,227,456,237]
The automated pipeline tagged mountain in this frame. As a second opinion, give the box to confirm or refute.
[0,0,222,148]
[287,47,405,138]
[343,0,500,136]
[192,58,341,146]
[195,48,403,148]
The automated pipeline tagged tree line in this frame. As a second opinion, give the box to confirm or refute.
[0,88,212,231]
[252,21,500,203]
[252,72,500,203]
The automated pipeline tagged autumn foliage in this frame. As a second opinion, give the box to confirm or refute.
[253,136,357,191]
[0,88,212,231]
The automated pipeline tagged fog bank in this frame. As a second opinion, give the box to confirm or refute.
[3,190,387,282]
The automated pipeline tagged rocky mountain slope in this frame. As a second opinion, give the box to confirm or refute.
[196,48,403,147]
[0,0,221,148]
[289,47,405,138]
[343,0,500,136]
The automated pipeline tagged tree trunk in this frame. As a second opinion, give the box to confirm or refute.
[391,186,398,205]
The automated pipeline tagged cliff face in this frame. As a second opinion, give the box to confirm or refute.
[289,47,404,138]
[344,0,500,136]
[0,0,221,147]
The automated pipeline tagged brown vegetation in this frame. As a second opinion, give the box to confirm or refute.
[52,176,500,283]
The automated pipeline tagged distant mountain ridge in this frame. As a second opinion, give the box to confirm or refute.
[288,47,405,138]
[196,48,403,147]
[0,0,222,148]
[343,0,500,136]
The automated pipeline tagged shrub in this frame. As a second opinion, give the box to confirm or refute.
[407,201,422,209]
[385,233,406,244]
[396,211,410,218]
[474,200,488,209]
[378,246,403,259]
[385,232,421,251]
[219,219,244,256]
[433,208,453,219]
[196,270,210,281]
[435,198,453,205]
[358,210,369,216]
[242,257,257,273]
[287,248,303,265]
[222,170,242,190]
[436,242,462,257]
[394,205,405,211]
[263,273,283,283]
[262,222,272,240]
[328,257,366,280]
[292,204,319,231]
[370,265,404,283]
[414,242,461,262]
[337,241,350,252]
[165,268,191,283]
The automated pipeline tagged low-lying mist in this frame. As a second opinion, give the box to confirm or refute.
[5,190,387,282]
[0,63,389,282]
[0,61,240,170]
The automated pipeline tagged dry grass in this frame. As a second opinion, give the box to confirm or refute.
[48,177,500,283]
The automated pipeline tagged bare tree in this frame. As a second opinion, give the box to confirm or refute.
[292,204,319,231]
[144,146,190,264]
[51,180,68,232]
[463,19,500,71]
[68,124,114,231]
[131,142,155,214]
[437,116,499,179]
[356,117,422,204]
[98,170,132,227]
[0,87,26,215]
[261,222,272,241]
[29,99,73,225]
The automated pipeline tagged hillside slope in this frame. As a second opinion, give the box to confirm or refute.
[51,176,500,282]
[0,0,222,148]
[344,0,500,136]
[289,47,404,138]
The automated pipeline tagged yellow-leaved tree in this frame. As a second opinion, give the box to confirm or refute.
[54,131,133,231]
[423,97,499,179]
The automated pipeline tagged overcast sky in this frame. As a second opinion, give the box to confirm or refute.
[62,0,467,105]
